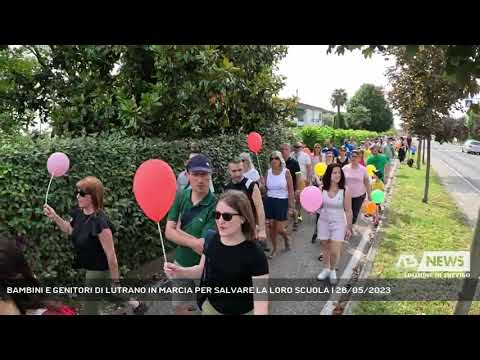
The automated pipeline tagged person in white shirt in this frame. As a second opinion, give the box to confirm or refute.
[240,152,261,182]
[292,142,312,222]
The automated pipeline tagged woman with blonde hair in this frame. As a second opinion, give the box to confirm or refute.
[240,152,260,182]
[164,190,269,315]
[261,151,295,258]
[43,176,147,315]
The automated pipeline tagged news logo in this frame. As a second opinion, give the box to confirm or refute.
[396,251,470,272]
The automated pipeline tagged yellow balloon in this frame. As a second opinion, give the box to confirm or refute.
[367,164,377,177]
[315,162,327,177]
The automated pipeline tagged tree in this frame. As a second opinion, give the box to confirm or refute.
[322,113,334,127]
[344,105,371,130]
[0,47,42,134]
[387,46,479,203]
[328,45,480,90]
[0,45,296,138]
[434,116,470,144]
[466,109,480,140]
[330,89,348,128]
[346,84,393,132]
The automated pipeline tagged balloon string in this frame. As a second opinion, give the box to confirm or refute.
[157,222,167,265]
[44,173,54,206]
[255,153,262,177]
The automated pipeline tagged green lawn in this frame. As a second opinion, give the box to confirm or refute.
[354,163,479,315]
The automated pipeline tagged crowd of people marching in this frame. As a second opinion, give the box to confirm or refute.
[1,134,415,316]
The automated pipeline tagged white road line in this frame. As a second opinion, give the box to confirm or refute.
[437,157,480,195]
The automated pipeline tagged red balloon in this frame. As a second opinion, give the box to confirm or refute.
[133,159,177,223]
[247,132,262,153]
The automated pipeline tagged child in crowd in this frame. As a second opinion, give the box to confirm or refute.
[371,171,385,226]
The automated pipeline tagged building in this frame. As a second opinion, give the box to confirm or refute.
[294,102,335,127]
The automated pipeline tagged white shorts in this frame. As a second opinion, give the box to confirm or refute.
[317,214,346,241]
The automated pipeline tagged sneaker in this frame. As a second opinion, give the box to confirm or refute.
[329,270,337,285]
[317,268,330,281]
[297,216,303,222]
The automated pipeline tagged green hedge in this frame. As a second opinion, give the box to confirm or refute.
[297,126,393,149]
[0,126,298,280]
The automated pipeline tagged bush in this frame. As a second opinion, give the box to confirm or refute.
[0,125,298,281]
[298,126,380,149]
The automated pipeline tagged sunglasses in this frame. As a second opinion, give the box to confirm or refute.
[75,189,89,197]
[270,157,280,161]
[215,211,240,221]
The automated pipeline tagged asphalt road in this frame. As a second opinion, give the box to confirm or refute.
[430,141,480,227]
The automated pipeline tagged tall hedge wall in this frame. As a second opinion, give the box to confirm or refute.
[297,126,397,149]
[0,125,298,280]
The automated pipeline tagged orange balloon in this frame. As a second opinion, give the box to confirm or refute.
[362,201,377,216]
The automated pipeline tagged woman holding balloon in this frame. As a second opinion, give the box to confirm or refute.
[164,190,269,315]
[44,176,147,315]
[315,163,353,285]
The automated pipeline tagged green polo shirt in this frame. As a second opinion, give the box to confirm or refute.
[367,154,388,181]
[167,188,217,267]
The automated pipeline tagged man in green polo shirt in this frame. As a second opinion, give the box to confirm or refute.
[165,154,217,315]
[367,144,388,182]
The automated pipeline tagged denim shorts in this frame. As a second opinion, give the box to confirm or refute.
[264,197,288,221]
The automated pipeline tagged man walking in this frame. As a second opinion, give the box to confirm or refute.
[224,157,268,251]
[166,154,217,315]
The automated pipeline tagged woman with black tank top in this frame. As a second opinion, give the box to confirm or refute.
[43,176,147,315]
[164,190,269,315]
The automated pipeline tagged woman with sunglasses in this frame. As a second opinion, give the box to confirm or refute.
[164,190,269,315]
[240,152,261,182]
[316,164,353,285]
[43,176,147,315]
[262,151,295,259]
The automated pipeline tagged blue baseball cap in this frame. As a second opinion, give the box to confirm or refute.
[187,154,212,173]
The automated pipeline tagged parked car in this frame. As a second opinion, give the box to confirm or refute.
[462,139,480,155]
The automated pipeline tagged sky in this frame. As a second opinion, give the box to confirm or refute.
[276,45,469,129]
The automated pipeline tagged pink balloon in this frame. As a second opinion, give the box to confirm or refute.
[47,152,70,177]
[300,186,323,213]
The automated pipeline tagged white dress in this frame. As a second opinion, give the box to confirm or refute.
[317,189,347,241]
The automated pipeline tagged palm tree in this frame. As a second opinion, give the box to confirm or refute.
[330,89,348,128]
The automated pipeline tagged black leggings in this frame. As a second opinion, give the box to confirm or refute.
[351,193,366,224]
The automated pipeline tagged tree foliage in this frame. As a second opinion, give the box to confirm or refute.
[345,105,371,130]
[387,47,478,138]
[0,45,296,138]
[328,45,480,90]
[346,84,393,132]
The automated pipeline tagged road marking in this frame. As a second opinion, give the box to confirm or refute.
[437,157,480,195]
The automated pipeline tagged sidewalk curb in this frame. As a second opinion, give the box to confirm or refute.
[341,160,399,315]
